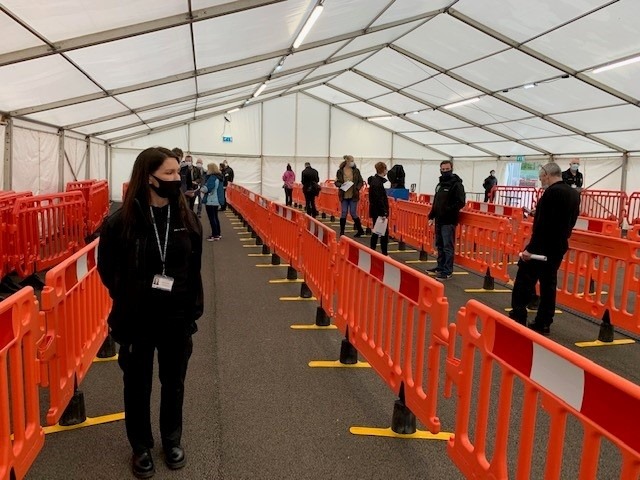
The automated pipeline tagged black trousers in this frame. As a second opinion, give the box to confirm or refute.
[284,187,293,206]
[510,257,562,327]
[370,220,388,255]
[304,191,317,217]
[118,334,193,453]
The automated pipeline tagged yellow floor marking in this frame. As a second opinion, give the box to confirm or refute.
[269,278,304,284]
[243,245,262,248]
[93,355,118,363]
[349,426,453,441]
[248,253,271,257]
[405,260,435,264]
[240,238,254,242]
[575,339,635,348]
[237,231,251,236]
[256,263,290,267]
[280,296,317,301]
[308,360,370,368]
[576,291,608,297]
[387,249,417,254]
[290,324,338,330]
[504,307,562,314]
[233,227,244,230]
[465,289,511,293]
[43,412,125,434]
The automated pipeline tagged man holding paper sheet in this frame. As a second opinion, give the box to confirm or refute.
[368,162,390,255]
[509,162,580,335]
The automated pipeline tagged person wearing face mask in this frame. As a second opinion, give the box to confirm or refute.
[335,154,365,237]
[193,159,205,217]
[98,147,203,478]
[180,154,198,211]
[426,161,466,280]
[483,169,498,202]
[368,162,390,255]
[562,160,583,190]
[509,162,580,336]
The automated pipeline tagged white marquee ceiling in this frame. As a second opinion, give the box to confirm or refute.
[0,0,638,157]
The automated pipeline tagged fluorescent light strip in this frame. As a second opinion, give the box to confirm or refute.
[592,55,640,74]
[369,115,395,121]
[293,5,324,49]
[227,108,240,114]
[523,83,536,89]
[253,83,267,98]
[443,97,481,110]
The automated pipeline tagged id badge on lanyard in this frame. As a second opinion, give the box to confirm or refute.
[150,205,174,292]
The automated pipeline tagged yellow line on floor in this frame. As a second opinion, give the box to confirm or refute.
[308,360,370,368]
[93,355,118,363]
[387,249,416,254]
[575,339,635,348]
[256,263,290,267]
[465,288,511,293]
[269,278,304,284]
[237,231,251,236]
[290,324,338,330]
[43,412,125,434]
[504,307,562,314]
[405,260,435,264]
[349,426,453,440]
[233,227,244,230]
[576,291,608,297]
[248,253,270,257]
[280,296,317,301]
[243,245,262,248]
[240,238,254,242]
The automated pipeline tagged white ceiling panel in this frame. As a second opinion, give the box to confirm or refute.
[526,135,614,154]
[404,75,483,107]
[26,98,128,127]
[138,101,196,121]
[196,85,260,108]
[115,79,197,110]
[394,14,507,70]
[328,71,391,99]
[472,142,542,156]
[502,78,623,114]
[372,0,451,27]
[594,131,640,152]
[370,93,428,114]
[194,0,311,68]
[303,0,389,45]
[147,113,196,130]
[487,117,574,139]
[340,102,388,118]
[369,117,421,132]
[551,105,640,134]
[412,110,474,130]
[308,52,372,79]
[191,0,242,9]
[0,55,101,111]
[265,71,311,91]
[446,127,505,143]
[0,12,45,54]
[197,59,277,92]
[452,49,563,91]
[444,97,530,124]
[304,85,357,104]
[454,0,611,43]
[195,101,247,118]
[1,1,185,42]
[355,48,437,89]
[281,42,348,72]
[288,78,328,93]
[431,143,488,156]
[526,0,640,70]
[584,64,640,104]
[101,125,151,141]
[404,131,458,145]
[67,26,194,90]
[336,20,424,57]
[77,114,142,135]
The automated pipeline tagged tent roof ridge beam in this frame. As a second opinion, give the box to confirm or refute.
[0,0,286,67]
[389,45,625,154]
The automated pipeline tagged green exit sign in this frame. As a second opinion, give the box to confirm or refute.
[516,155,525,162]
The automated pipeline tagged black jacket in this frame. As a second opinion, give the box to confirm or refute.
[428,173,466,225]
[526,180,580,261]
[562,169,583,188]
[222,166,234,186]
[301,166,319,192]
[335,166,364,201]
[483,175,497,193]
[368,175,389,218]
[97,200,203,344]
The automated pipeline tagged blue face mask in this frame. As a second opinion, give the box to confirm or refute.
[570,164,579,172]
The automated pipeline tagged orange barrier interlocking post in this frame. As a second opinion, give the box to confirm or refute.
[446,300,640,479]
[334,237,449,435]
[38,239,111,426]
[0,287,45,480]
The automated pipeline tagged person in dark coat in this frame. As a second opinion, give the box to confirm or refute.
[427,160,466,280]
[483,169,497,202]
[368,162,390,255]
[301,162,320,218]
[335,154,365,237]
[509,162,580,335]
[219,161,234,211]
[562,160,583,190]
[98,147,203,478]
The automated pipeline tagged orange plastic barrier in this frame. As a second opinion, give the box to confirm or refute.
[292,183,304,207]
[465,200,525,222]
[13,192,86,277]
[316,186,340,219]
[251,194,271,245]
[573,216,621,237]
[269,204,301,269]
[298,216,337,316]
[580,189,626,224]
[416,193,434,204]
[0,193,33,279]
[66,180,110,235]
[626,192,640,226]
[455,211,512,281]
[0,288,44,480]
[392,200,433,253]
[334,237,449,433]
[490,186,540,210]
[38,239,111,425]
[446,300,640,479]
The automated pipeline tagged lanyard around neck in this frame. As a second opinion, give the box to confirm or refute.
[149,204,170,276]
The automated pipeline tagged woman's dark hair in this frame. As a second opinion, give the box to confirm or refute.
[286,164,292,171]
[121,147,197,238]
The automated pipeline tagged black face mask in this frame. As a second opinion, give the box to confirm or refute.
[150,175,181,199]
[440,171,453,179]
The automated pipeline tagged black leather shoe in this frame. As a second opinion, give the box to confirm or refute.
[132,450,155,479]
[164,446,186,470]
[527,322,550,336]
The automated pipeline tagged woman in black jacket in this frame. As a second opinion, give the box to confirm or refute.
[98,147,203,478]
[368,162,390,255]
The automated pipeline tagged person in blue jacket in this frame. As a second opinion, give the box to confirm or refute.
[201,163,225,241]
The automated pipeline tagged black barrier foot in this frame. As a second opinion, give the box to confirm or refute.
[287,266,298,281]
[419,250,428,261]
[315,307,330,327]
[391,385,417,435]
[339,330,358,365]
[366,227,372,235]
[398,241,406,251]
[60,388,87,426]
[97,334,117,358]
[0,277,22,293]
[261,245,271,255]
[256,236,263,246]
[21,274,45,290]
[330,215,335,222]
[271,254,281,266]
[300,282,312,299]
[598,309,614,343]
[244,220,249,228]
[482,268,495,291]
